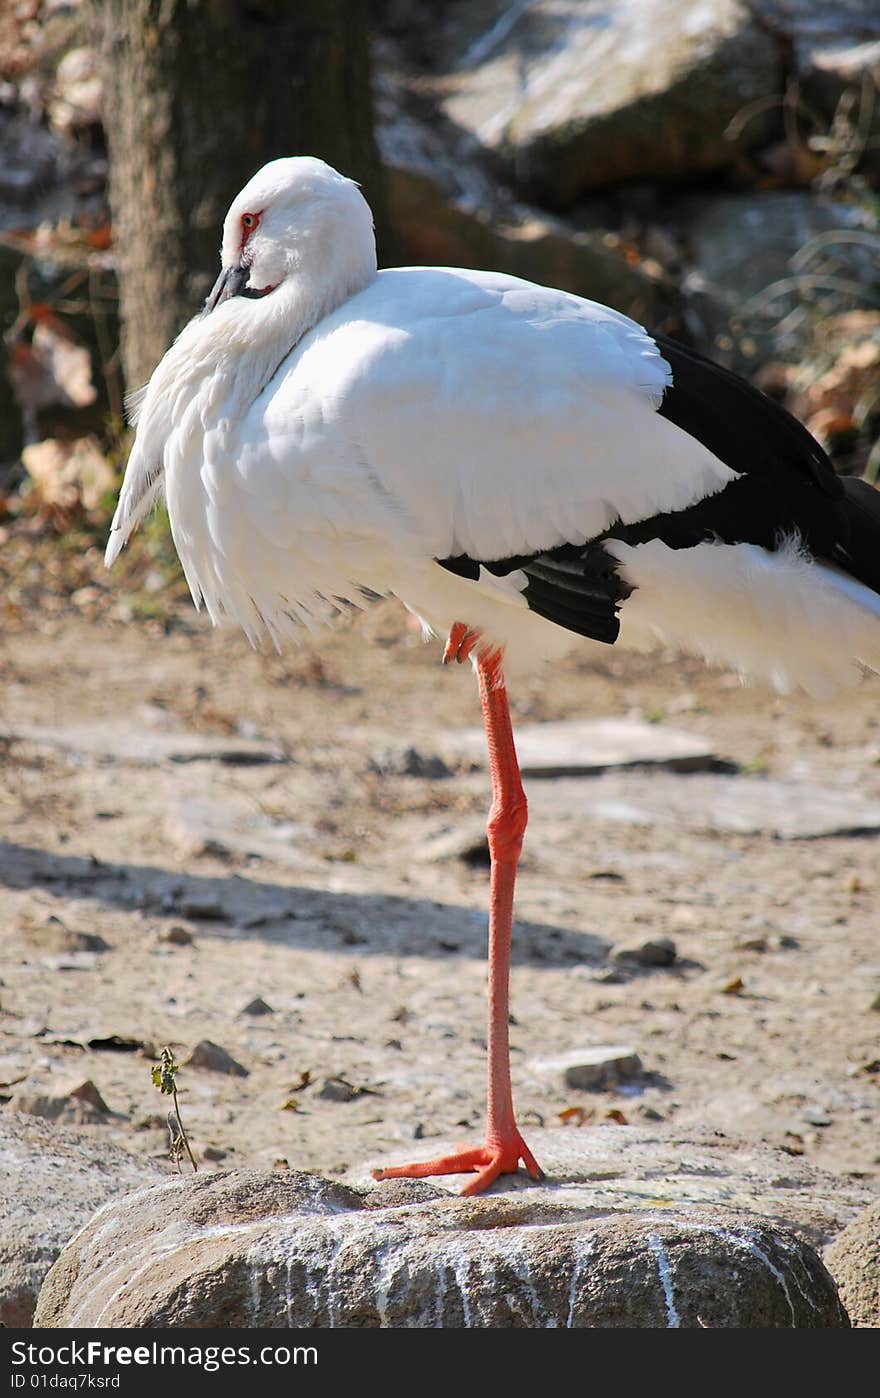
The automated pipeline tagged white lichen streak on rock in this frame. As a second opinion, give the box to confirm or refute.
[48,1178,846,1328]
[77,1218,269,1328]
[452,1249,473,1327]
[246,1200,354,1327]
[65,1178,181,1254]
[247,1214,354,1327]
[70,1217,191,1329]
[285,1251,296,1328]
[508,1234,558,1327]
[741,1228,797,1325]
[246,1209,414,1326]
[772,1232,824,1315]
[566,1233,595,1329]
[647,1233,681,1329]
[434,1261,448,1328]
[643,1215,803,1326]
[431,1225,558,1326]
[712,1224,797,1326]
[373,1241,403,1327]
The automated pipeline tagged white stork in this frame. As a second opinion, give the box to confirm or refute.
[106,157,880,1195]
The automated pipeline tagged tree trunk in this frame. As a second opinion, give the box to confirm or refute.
[97,0,388,391]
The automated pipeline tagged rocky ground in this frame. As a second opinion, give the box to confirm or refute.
[2,582,879,1206]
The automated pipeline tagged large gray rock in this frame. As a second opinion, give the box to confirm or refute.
[800,38,880,134]
[681,191,875,368]
[34,1161,849,1328]
[751,0,880,41]
[2,720,286,767]
[824,1202,880,1328]
[441,717,721,777]
[531,1045,642,1090]
[751,0,880,141]
[525,770,880,841]
[440,0,782,203]
[0,1112,167,1327]
[9,1077,113,1124]
[376,68,675,324]
[359,1128,871,1241]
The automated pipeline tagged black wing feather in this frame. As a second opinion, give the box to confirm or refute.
[437,334,880,644]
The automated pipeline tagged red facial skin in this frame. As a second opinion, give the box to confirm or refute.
[239,211,261,253]
[237,212,276,298]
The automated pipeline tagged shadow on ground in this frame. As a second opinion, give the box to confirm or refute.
[0,840,609,969]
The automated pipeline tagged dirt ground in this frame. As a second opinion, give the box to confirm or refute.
[1,570,879,1197]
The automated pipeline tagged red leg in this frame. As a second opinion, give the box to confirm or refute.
[372,641,544,1195]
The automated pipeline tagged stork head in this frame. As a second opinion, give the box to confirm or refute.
[204,156,377,316]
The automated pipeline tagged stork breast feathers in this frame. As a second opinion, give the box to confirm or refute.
[235,267,737,566]
[107,261,741,642]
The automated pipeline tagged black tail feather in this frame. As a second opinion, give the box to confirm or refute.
[834,477,880,596]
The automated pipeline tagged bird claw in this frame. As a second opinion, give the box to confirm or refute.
[372,1133,544,1196]
[443,622,482,666]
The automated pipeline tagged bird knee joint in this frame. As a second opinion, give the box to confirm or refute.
[487,795,528,859]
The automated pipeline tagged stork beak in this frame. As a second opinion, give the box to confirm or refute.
[204,263,277,314]
[203,264,250,316]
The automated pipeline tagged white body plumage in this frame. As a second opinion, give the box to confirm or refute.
[107,157,880,698]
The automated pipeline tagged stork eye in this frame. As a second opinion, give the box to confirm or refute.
[241,212,259,234]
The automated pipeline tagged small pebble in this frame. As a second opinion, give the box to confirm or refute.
[28,922,111,953]
[184,1040,249,1077]
[11,1078,110,1123]
[158,925,195,946]
[87,1033,152,1054]
[368,747,451,779]
[720,976,745,995]
[591,967,627,985]
[736,935,768,953]
[532,1046,642,1091]
[638,1104,664,1121]
[611,936,677,968]
[238,996,274,1017]
[319,1076,359,1102]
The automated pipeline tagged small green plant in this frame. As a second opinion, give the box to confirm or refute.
[152,1047,198,1173]
[644,708,666,725]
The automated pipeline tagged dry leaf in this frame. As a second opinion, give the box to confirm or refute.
[8,314,97,415]
[558,1105,593,1127]
[22,436,114,513]
[86,223,112,251]
[48,47,103,135]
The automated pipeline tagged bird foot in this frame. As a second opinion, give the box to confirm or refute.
[372,1132,544,1197]
[443,621,482,666]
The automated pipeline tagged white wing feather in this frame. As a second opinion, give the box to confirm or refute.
[213,267,734,570]
[265,268,736,563]
[106,235,880,691]
[110,265,738,654]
